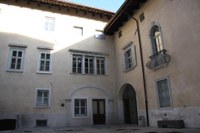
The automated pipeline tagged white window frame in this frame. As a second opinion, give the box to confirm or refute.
[72,54,83,74]
[155,77,173,109]
[35,88,51,107]
[122,42,137,72]
[44,16,55,32]
[71,52,106,75]
[73,98,88,118]
[37,51,52,74]
[85,56,95,74]
[96,57,106,75]
[7,46,26,72]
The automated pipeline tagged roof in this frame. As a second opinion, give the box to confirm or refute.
[37,0,114,16]
[0,0,115,20]
[104,0,147,35]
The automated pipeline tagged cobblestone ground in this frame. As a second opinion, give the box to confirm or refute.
[1,125,200,133]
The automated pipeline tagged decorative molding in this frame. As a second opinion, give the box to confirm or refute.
[9,43,27,48]
[37,46,54,50]
[122,41,133,50]
[69,49,108,56]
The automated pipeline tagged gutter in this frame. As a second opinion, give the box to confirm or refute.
[123,12,149,126]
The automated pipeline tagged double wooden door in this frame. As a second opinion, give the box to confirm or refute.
[92,99,105,124]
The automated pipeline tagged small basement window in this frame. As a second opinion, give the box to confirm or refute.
[36,120,47,127]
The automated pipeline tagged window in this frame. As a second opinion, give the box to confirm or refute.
[95,30,105,40]
[7,47,25,72]
[71,53,106,75]
[156,77,172,108]
[96,57,105,75]
[139,12,145,22]
[38,52,52,73]
[36,120,47,127]
[85,56,94,74]
[73,26,83,36]
[72,54,82,74]
[44,17,55,32]
[150,25,163,54]
[36,89,51,107]
[74,99,87,117]
[123,44,136,71]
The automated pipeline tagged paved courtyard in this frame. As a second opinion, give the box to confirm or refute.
[1,125,200,133]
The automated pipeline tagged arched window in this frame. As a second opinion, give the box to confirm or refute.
[150,25,163,54]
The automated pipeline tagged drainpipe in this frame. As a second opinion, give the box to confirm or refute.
[124,12,149,126]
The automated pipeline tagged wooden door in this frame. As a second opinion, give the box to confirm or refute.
[93,99,105,124]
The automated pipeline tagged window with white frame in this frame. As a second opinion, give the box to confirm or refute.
[7,47,25,72]
[38,52,52,73]
[95,30,105,40]
[71,53,106,75]
[44,16,55,32]
[96,57,105,75]
[156,77,172,108]
[72,54,82,74]
[73,26,83,36]
[74,99,87,117]
[123,44,136,71]
[85,56,94,74]
[36,88,51,107]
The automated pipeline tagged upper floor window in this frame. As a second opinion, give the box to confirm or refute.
[150,25,163,54]
[37,52,52,73]
[72,54,82,74]
[71,51,106,75]
[96,57,105,75]
[73,26,83,36]
[36,88,51,107]
[95,30,105,40]
[7,46,26,72]
[123,42,137,71]
[44,17,55,32]
[85,56,94,74]
[156,77,172,108]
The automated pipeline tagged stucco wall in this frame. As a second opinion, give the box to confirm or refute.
[0,3,118,128]
[113,0,200,128]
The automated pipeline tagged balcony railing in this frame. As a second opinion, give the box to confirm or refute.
[146,49,170,70]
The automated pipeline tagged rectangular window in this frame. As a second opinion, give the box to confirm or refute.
[71,52,106,75]
[36,89,50,107]
[156,77,172,108]
[124,45,136,71]
[73,26,83,36]
[7,47,25,72]
[36,120,47,127]
[95,30,105,40]
[74,99,87,117]
[96,57,105,75]
[44,17,55,32]
[38,52,51,73]
[85,56,94,74]
[72,54,82,74]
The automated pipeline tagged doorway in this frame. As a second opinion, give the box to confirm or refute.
[92,99,105,124]
[123,84,138,124]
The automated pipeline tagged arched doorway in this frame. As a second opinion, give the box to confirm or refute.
[123,84,138,124]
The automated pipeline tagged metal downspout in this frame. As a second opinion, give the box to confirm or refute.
[125,13,149,126]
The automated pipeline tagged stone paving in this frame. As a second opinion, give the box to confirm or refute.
[1,125,200,133]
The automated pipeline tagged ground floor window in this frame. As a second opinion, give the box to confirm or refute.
[156,77,172,108]
[74,99,87,117]
[36,88,51,107]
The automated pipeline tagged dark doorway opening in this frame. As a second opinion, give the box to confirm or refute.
[123,84,138,124]
[93,99,106,124]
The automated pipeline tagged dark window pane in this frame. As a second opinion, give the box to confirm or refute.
[18,51,22,57]
[41,53,45,59]
[12,51,17,56]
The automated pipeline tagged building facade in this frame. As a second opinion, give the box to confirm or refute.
[0,0,200,129]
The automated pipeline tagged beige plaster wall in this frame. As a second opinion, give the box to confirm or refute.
[114,0,200,127]
[0,3,117,127]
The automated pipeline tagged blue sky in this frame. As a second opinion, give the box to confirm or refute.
[68,0,125,12]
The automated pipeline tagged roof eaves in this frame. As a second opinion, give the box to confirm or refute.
[104,0,147,35]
